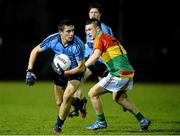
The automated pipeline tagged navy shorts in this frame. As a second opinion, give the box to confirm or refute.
[54,71,84,87]
[88,61,107,78]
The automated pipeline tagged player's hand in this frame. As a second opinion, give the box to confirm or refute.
[51,62,64,76]
[26,70,37,86]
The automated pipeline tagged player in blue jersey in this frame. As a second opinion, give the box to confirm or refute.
[69,2,114,117]
[85,2,113,79]
[25,19,87,134]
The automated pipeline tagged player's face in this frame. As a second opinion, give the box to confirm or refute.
[85,24,99,40]
[89,8,101,20]
[60,25,74,44]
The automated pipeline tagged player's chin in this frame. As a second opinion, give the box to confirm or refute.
[89,35,94,40]
[68,37,73,41]
[90,37,94,40]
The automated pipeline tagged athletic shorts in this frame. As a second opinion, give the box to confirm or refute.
[54,71,84,87]
[88,61,107,78]
[99,73,133,92]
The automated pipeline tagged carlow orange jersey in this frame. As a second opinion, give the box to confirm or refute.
[93,32,134,78]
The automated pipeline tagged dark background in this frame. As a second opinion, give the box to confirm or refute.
[0,0,180,82]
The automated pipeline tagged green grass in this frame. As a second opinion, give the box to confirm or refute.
[0,81,180,135]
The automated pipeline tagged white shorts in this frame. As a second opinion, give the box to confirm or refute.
[99,73,133,92]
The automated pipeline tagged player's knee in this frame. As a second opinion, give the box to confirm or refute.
[63,94,73,104]
[88,91,92,98]
[117,97,126,105]
[56,99,62,106]
[114,91,126,103]
[88,89,95,99]
[113,93,120,102]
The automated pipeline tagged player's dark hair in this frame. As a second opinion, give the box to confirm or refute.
[89,2,103,14]
[85,18,101,29]
[58,19,74,31]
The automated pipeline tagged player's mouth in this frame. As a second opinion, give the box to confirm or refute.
[68,37,73,40]
[88,35,92,38]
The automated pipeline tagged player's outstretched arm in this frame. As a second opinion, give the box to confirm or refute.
[85,49,101,67]
[26,44,41,86]
[27,44,41,70]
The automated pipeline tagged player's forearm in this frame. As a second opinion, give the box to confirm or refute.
[27,46,41,70]
[85,49,101,67]
[65,61,85,76]
[85,54,98,67]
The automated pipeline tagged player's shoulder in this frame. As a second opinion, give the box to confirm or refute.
[40,33,59,48]
[46,33,59,40]
[101,22,111,29]
[42,32,59,43]
[98,32,114,43]
[101,22,113,35]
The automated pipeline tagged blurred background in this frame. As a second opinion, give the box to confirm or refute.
[0,0,180,82]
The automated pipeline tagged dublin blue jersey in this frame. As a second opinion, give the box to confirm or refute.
[40,33,85,69]
[85,22,113,62]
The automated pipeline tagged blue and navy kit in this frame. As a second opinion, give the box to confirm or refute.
[40,33,85,70]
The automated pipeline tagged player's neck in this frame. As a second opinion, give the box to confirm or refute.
[61,37,68,47]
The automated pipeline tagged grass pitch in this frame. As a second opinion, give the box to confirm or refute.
[0,81,180,135]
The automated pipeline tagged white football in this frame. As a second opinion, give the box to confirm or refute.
[53,54,71,71]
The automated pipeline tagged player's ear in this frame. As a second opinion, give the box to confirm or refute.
[96,26,101,31]
[59,31,63,36]
[99,13,102,18]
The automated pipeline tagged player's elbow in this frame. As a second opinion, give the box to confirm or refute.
[31,45,41,56]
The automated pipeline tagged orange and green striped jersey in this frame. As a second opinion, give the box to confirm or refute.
[94,31,134,78]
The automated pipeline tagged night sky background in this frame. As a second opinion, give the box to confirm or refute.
[0,0,180,82]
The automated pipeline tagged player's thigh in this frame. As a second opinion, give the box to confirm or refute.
[63,80,81,99]
[74,84,83,98]
[112,90,127,102]
[84,68,93,80]
[54,84,65,105]
[88,83,107,98]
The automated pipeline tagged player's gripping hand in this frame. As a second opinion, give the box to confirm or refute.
[51,62,64,76]
[26,69,37,86]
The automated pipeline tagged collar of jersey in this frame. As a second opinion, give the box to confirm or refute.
[96,31,102,37]
[58,34,73,47]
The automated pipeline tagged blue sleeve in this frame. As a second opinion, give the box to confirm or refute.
[74,44,85,61]
[40,35,52,51]
[73,37,85,61]
[85,43,93,59]
[39,33,58,51]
